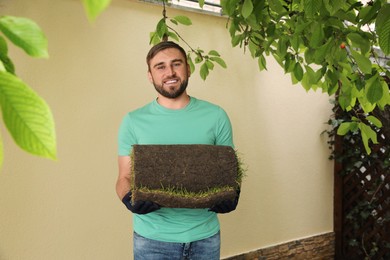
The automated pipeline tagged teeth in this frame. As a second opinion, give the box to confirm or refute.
[165,80,177,84]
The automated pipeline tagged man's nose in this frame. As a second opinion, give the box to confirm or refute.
[167,65,176,76]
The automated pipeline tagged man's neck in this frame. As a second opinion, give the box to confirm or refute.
[156,94,190,110]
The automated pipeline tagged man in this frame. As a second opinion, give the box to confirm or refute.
[116,41,239,259]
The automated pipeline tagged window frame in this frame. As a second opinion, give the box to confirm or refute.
[139,0,223,17]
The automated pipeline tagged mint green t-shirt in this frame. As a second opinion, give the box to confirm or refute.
[118,96,234,243]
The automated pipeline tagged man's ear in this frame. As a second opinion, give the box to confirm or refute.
[147,70,153,83]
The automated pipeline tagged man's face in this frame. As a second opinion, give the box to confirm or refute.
[148,48,191,99]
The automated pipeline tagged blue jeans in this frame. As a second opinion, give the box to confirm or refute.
[133,231,220,260]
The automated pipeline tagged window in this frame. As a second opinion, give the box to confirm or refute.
[140,0,222,16]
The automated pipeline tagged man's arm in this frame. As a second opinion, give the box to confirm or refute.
[116,155,161,214]
[116,155,132,200]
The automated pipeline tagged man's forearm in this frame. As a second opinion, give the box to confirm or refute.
[116,177,131,200]
[117,155,132,200]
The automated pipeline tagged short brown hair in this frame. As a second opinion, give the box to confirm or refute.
[146,41,187,70]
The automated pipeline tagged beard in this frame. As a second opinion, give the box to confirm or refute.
[152,77,189,99]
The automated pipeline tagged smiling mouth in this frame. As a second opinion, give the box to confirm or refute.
[163,78,179,85]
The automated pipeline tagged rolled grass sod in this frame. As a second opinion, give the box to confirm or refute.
[130,144,243,208]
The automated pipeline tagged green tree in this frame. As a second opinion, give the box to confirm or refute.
[219,0,390,154]
[1,0,388,167]
[84,0,390,154]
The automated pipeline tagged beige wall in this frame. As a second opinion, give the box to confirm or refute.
[0,0,334,259]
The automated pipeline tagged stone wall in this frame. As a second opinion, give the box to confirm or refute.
[223,232,334,260]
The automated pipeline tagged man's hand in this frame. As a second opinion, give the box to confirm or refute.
[209,188,240,214]
[122,191,160,215]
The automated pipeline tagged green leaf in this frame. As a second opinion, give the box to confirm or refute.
[0,72,56,159]
[347,32,370,54]
[187,54,195,74]
[272,51,284,68]
[82,0,111,22]
[205,60,214,70]
[304,0,322,18]
[173,16,192,26]
[200,62,209,80]
[0,16,48,58]
[327,82,338,96]
[378,23,390,55]
[0,60,6,72]
[301,73,311,91]
[327,0,344,15]
[166,31,179,42]
[228,21,238,38]
[359,0,381,25]
[376,4,390,55]
[242,0,254,19]
[231,34,243,47]
[375,3,390,28]
[268,0,285,13]
[314,39,332,64]
[248,39,258,58]
[170,19,178,26]
[359,122,378,154]
[194,54,203,64]
[358,95,376,114]
[266,23,276,37]
[377,79,390,109]
[198,0,205,8]
[290,72,299,85]
[0,36,15,74]
[351,50,372,74]
[366,80,383,104]
[338,89,354,111]
[246,14,260,30]
[277,37,288,57]
[337,122,357,135]
[366,115,382,128]
[338,61,353,75]
[284,55,295,73]
[209,56,227,68]
[291,34,301,52]
[258,55,267,71]
[293,62,304,81]
[305,65,316,84]
[310,22,325,48]
[221,0,240,16]
[156,18,168,38]
[0,35,8,54]
[295,21,312,34]
[0,52,14,74]
[366,75,383,104]
[149,32,160,45]
[304,48,315,64]
[208,50,220,57]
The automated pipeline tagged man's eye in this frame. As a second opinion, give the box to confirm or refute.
[157,66,165,70]
[173,63,181,67]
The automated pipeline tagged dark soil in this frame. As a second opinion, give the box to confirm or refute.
[130,144,239,208]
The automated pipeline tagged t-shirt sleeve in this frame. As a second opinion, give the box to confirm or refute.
[118,114,137,156]
[215,107,234,148]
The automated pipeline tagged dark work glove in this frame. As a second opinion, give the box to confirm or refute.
[122,191,160,215]
[209,188,240,214]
